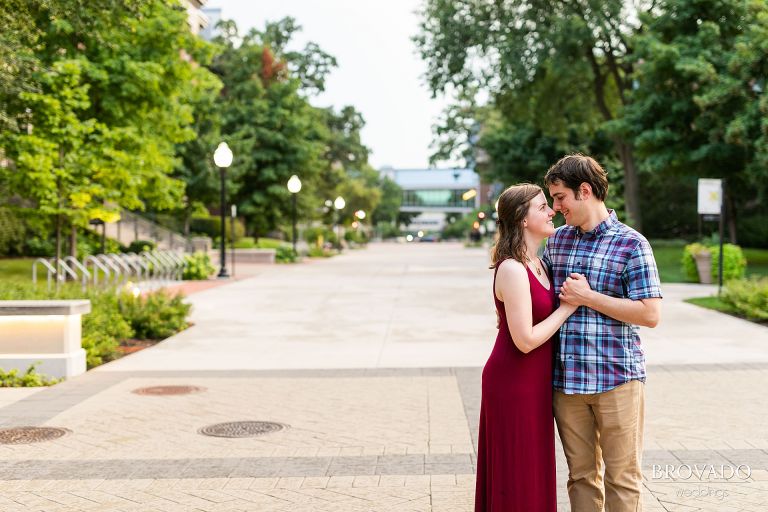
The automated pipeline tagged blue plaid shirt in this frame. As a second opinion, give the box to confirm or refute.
[543,210,662,394]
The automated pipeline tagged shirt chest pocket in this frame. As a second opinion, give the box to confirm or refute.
[583,260,626,297]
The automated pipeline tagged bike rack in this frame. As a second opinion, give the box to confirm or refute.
[32,258,58,291]
[140,251,161,281]
[63,256,91,292]
[32,249,189,291]
[124,253,146,282]
[106,253,133,286]
[84,255,111,287]
[96,254,122,287]
[52,258,79,282]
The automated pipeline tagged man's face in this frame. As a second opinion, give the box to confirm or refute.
[547,181,582,227]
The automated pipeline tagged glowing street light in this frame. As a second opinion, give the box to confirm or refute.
[334,196,345,251]
[213,142,233,278]
[287,175,302,254]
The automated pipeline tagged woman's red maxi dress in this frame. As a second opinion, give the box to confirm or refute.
[474,262,557,511]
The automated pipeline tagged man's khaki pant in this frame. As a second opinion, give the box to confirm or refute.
[554,380,645,512]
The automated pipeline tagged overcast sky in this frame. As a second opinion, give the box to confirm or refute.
[206,0,450,170]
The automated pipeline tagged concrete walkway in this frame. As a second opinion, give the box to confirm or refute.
[0,243,766,511]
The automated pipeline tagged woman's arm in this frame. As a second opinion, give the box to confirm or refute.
[496,259,577,354]
[560,273,661,327]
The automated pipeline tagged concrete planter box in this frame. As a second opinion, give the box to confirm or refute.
[0,300,91,378]
[209,248,276,264]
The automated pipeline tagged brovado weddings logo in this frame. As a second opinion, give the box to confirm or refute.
[652,463,752,481]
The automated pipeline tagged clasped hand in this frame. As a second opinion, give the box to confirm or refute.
[559,273,592,306]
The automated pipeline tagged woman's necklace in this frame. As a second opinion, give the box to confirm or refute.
[526,256,542,276]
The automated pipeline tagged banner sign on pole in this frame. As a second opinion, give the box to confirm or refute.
[698,179,722,215]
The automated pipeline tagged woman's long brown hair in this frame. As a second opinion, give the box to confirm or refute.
[489,183,542,268]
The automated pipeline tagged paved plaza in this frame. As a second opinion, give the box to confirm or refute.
[0,243,767,511]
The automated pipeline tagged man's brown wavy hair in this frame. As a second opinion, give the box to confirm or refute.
[544,153,609,201]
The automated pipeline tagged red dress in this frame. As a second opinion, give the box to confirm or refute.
[474,261,557,511]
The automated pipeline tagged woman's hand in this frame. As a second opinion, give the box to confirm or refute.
[559,273,593,307]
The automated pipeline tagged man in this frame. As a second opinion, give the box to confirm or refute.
[542,154,662,511]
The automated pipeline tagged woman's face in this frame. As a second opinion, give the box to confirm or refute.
[525,192,556,237]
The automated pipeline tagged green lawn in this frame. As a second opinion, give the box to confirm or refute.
[0,258,36,284]
[649,242,689,283]
[743,248,768,278]
[684,296,740,315]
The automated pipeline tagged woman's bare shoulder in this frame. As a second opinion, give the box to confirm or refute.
[496,258,527,279]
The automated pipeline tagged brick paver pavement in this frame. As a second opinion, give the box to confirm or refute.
[1,243,766,511]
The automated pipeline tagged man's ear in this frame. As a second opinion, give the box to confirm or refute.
[579,182,593,200]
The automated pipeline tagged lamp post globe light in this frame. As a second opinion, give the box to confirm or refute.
[214,142,233,278]
[287,175,302,254]
[334,196,345,251]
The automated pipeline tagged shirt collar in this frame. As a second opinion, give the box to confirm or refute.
[580,209,618,238]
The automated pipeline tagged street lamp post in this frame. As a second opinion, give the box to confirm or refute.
[287,175,302,254]
[334,196,345,251]
[214,142,233,278]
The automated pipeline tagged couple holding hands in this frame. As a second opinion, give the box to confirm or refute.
[475,154,662,511]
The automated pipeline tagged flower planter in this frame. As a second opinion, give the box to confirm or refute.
[694,251,713,284]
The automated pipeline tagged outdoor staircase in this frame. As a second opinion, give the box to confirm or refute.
[90,211,193,252]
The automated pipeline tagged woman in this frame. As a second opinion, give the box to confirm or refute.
[475,183,579,511]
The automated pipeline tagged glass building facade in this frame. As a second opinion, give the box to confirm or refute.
[401,189,476,209]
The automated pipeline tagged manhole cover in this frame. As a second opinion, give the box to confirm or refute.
[0,427,70,444]
[132,385,206,396]
[198,421,288,438]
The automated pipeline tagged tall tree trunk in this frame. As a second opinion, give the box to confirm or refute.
[69,223,77,258]
[55,213,62,290]
[184,208,191,237]
[586,48,643,231]
[614,139,643,231]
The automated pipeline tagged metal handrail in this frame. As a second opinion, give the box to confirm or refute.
[32,258,58,291]
[119,211,193,251]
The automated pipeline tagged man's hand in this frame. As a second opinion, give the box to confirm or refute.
[496,309,500,329]
[559,273,593,307]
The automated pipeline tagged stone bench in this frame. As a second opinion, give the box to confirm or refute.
[0,300,91,378]
[209,248,276,265]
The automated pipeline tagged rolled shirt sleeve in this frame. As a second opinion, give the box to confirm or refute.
[624,239,663,301]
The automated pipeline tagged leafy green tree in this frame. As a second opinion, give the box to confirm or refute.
[211,20,329,236]
[614,0,767,242]
[1,0,217,257]
[415,0,652,228]
[371,176,403,226]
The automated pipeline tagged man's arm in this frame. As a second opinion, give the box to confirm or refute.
[560,273,660,327]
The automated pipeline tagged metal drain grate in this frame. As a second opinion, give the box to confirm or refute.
[0,427,70,444]
[132,385,206,396]
[198,421,288,438]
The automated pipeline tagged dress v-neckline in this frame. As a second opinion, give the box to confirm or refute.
[526,262,551,291]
